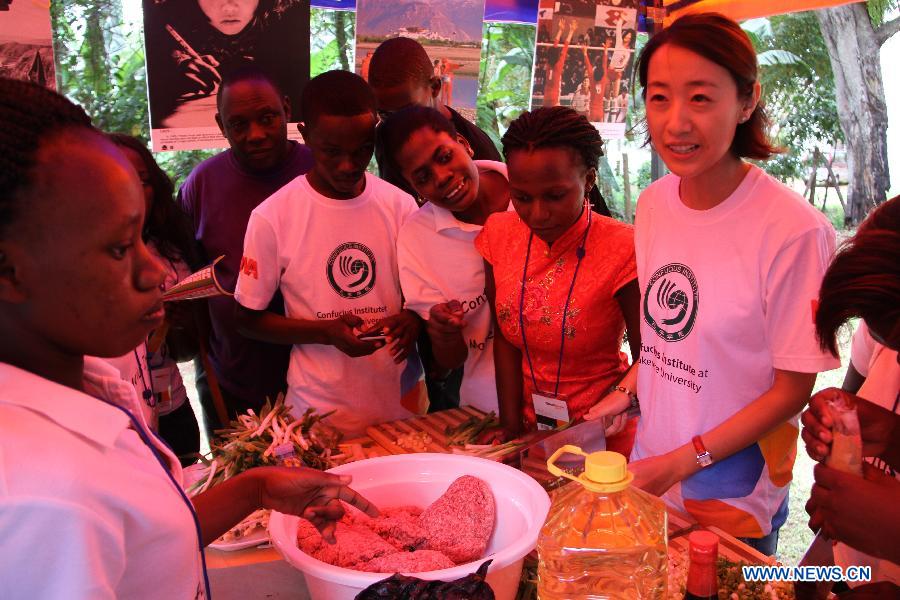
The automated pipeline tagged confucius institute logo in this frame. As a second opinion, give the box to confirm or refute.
[643,263,699,342]
[326,242,376,299]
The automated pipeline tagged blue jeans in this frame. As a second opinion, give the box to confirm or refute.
[738,527,780,557]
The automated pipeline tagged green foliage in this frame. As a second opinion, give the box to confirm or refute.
[476,22,536,150]
[50,0,211,185]
[159,149,218,191]
[748,13,842,183]
[51,0,149,139]
[310,8,355,76]
[636,160,651,191]
[867,0,900,26]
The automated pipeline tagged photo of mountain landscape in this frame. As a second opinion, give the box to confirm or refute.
[356,0,487,113]
[357,0,485,44]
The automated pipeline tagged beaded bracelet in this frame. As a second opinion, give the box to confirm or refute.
[610,385,639,410]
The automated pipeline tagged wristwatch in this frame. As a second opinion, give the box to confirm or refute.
[610,385,639,410]
[692,435,713,468]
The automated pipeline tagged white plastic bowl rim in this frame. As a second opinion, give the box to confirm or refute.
[268,452,551,587]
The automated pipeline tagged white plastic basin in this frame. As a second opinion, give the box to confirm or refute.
[268,453,551,600]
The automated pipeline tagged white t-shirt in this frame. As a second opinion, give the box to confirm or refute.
[633,165,840,538]
[850,321,878,378]
[0,358,204,599]
[397,160,509,414]
[235,173,422,437]
[834,342,900,586]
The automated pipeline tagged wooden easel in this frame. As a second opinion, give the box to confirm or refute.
[804,146,846,214]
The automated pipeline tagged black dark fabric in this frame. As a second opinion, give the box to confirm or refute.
[157,399,201,467]
[194,357,286,431]
[376,105,500,199]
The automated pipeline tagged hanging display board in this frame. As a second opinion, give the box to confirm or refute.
[143,0,310,152]
[663,0,865,24]
[531,0,638,139]
[311,0,356,8]
[355,0,487,122]
[0,0,56,88]
[484,0,540,23]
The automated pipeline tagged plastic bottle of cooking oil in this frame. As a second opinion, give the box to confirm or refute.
[537,446,668,599]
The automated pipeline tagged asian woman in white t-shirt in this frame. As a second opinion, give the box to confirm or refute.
[587,13,838,555]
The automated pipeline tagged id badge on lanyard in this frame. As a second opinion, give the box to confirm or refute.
[520,206,591,432]
[151,367,174,414]
[533,391,571,430]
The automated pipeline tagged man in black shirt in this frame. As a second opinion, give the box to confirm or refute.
[368,37,501,199]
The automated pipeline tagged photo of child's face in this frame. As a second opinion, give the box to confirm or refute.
[198,0,259,36]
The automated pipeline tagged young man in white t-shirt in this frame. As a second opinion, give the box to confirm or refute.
[234,70,424,437]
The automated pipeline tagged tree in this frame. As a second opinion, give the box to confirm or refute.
[476,22,535,149]
[51,0,149,139]
[310,7,354,77]
[749,14,843,187]
[815,2,898,224]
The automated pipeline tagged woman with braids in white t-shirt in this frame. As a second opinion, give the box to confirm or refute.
[587,13,839,556]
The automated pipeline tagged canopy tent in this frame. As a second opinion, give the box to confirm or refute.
[662,0,866,24]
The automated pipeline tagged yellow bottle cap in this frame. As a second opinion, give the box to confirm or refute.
[585,451,627,482]
[546,447,634,493]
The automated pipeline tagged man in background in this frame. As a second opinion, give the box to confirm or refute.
[179,66,313,428]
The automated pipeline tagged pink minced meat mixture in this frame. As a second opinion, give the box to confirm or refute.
[295,475,495,573]
[352,506,428,550]
[419,475,495,564]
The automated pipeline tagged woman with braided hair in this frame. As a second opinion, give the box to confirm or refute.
[0,78,376,598]
[474,105,640,455]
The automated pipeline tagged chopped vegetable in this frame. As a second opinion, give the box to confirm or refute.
[445,413,500,447]
[217,508,270,544]
[185,394,342,497]
[443,412,527,460]
[396,431,432,452]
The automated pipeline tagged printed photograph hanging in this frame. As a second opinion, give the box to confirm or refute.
[484,0,540,24]
[531,0,637,138]
[355,0,487,122]
[143,0,310,152]
[0,0,56,88]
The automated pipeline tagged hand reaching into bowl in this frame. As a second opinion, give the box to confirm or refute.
[193,466,379,546]
[259,468,380,543]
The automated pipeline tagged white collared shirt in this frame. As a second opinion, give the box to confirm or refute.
[397,160,510,414]
[0,358,204,599]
